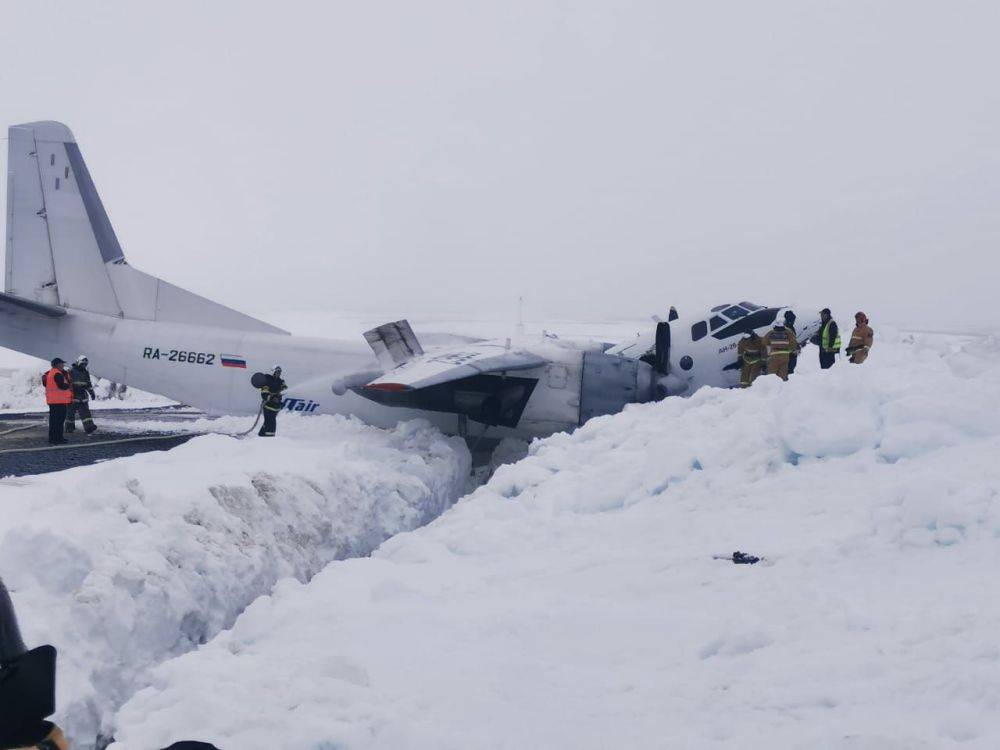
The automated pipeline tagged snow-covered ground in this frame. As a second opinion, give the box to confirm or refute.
[0,415,469,747]
[0,366,173,413]
[106,332,1000,749]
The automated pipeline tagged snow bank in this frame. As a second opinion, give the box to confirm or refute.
[0,367,173,412]
[0,416,469,747]
[112,334,1000,749]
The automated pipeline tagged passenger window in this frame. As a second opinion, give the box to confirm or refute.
[710,316,726,331]
[711,304,728,312]
[740,301,762,311]
[723,306,748,319]
[691,321,708,341]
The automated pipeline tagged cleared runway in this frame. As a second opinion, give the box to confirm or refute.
[0,406,203,477]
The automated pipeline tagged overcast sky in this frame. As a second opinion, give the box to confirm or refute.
[1,0,997,331]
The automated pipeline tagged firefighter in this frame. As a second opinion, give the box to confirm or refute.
[42,359,72,445]
[761,323,796,381]
[737,331,765,387]
[65,355,98,435]
[811,308,841,369]
[846,311,874,364]
[257,366,287,437]
[783,310,800,374]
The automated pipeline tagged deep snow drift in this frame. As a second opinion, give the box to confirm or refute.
[109,333,1000,749]
[0,415,469,746]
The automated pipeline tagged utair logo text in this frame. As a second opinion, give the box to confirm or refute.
[281,397,320,413]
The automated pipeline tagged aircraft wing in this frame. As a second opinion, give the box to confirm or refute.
[364,341,547,391]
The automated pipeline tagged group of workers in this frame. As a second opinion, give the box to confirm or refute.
[42,359,288,443]
[738,309,874,388]
[41,356,98,445]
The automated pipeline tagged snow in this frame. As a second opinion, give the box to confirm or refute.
[108,332,1000,749]
[0,367,173,413]
[0,415,470,747]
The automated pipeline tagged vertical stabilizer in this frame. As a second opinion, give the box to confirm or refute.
[6,121,123,316]
[5,121,287,334]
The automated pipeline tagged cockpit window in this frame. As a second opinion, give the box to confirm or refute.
[740,301,762,311]
[691,321,708,341]
[709,315,726,331]
[723,306,748,319]
[711,304,729,312]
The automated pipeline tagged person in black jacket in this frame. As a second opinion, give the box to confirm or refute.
[65,355,98,435]
[0,578,68,750]
[257,366,287,437]
[783,310,799,374]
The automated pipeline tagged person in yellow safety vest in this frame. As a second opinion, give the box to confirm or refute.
[811,307,842,369]
[42,358,73,445]
[737,331,766,387]
[761,323,797,381]
[846,311,874,364]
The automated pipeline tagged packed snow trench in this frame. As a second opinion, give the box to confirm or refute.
[102,332,1000,750]
[0,415,470,747]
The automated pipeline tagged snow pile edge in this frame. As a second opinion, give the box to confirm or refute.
[109,334,1000,749]
[0,415,469,747]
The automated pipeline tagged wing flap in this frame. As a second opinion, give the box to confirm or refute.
[364,342,546,391]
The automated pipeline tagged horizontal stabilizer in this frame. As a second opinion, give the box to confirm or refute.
[0,291,66,318]
[364,341,546,391]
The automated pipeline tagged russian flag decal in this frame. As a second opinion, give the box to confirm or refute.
[220,354,247,369]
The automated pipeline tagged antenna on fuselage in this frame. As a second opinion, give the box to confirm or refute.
[516,296,525,336]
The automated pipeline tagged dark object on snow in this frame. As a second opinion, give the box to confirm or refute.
[0,579,58,749]
[250,371,269,389]
[713,551,761,565]
[161,743,223,750]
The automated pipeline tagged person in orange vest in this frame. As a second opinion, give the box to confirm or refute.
[42,358,73,445]
[846,311,874,364]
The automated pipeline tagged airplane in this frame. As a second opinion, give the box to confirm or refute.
[0,121,821,442]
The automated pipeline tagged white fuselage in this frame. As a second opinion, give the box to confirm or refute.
[0,304,596,438]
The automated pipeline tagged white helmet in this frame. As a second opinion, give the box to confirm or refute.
[75,354,88,365]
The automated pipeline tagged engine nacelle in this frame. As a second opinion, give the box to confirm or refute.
[579,352,655,424]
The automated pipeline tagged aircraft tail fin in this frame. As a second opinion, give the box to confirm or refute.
[5,121,286,334]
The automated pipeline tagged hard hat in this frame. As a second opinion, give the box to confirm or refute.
[273,365,282,373]
[75,354,88,365]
